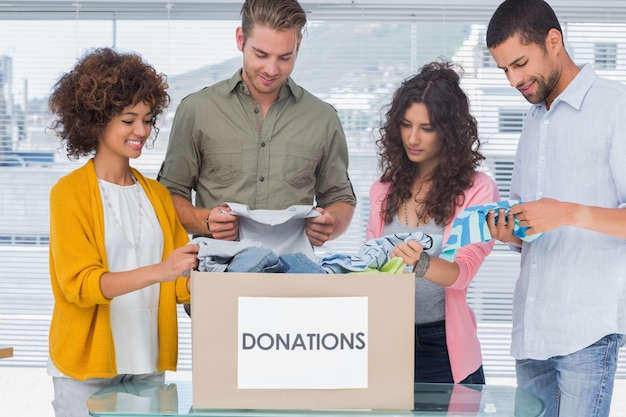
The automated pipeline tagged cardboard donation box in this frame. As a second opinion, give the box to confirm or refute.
[191,271,415,411]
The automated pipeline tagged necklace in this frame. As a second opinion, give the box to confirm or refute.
[99,175,144,249]
[404,199,427,227]
[404,200,410,226]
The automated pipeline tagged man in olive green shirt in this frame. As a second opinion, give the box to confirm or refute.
[158,0,356,250]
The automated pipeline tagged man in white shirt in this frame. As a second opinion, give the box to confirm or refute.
[485,1,626,416]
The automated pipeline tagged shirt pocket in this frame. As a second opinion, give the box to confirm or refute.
[204,138,243,186]
[282,142,322,188]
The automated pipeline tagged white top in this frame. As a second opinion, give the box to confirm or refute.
[223,202,320,260]
[100,179,163,374]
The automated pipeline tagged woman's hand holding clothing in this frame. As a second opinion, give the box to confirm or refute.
[100,244,198,299]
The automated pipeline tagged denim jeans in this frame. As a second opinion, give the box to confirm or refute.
[226,247,281,272]
[414,320,485,384]
[277,253,326,273]
[516,333,625,417]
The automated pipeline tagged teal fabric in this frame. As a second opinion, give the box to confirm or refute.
[440,200,542,262]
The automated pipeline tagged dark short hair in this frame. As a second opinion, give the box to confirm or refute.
[486,0,562,50]
[240,0,307,42]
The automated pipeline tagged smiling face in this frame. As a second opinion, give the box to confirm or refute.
[400,102,442,175]
[489,32,562,106]
[97,101,153,161]
[237,24,300,105]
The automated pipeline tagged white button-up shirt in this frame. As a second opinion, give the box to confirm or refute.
[510,64,626,360]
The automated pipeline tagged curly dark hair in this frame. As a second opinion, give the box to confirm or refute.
[377,60,484,226]
[48,47,170,160]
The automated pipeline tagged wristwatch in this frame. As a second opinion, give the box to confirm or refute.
[413,252,431,278]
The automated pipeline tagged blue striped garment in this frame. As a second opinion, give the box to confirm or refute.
[318,231,443,273]
[440,200,542,262]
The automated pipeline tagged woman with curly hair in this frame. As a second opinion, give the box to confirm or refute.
[46,47,198,417]
[366,60,499,384]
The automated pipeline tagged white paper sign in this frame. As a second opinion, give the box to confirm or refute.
[237,296,369,389]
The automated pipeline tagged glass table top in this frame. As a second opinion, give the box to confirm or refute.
[88,380,544,417]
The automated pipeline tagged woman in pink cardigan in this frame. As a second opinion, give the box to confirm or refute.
[367,61,499,384]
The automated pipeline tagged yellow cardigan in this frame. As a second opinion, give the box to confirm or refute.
[48,159,190,381]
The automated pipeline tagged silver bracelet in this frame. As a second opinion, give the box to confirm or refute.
[413,252,431,278]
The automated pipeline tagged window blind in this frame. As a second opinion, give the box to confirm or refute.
[1,1,625,379]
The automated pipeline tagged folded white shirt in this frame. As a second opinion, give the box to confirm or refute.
[223,202,321,261]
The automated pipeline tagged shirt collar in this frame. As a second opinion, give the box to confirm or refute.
[226,69,303,102]
[534,63,597,114]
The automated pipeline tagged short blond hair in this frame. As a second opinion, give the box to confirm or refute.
[240,0,306,43]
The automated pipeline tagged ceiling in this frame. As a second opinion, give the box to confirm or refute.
[0,1,625,22]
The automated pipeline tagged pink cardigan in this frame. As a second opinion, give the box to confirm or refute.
[366,171,499,383]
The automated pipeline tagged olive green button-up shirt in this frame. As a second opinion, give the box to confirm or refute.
[158,70,356,211]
